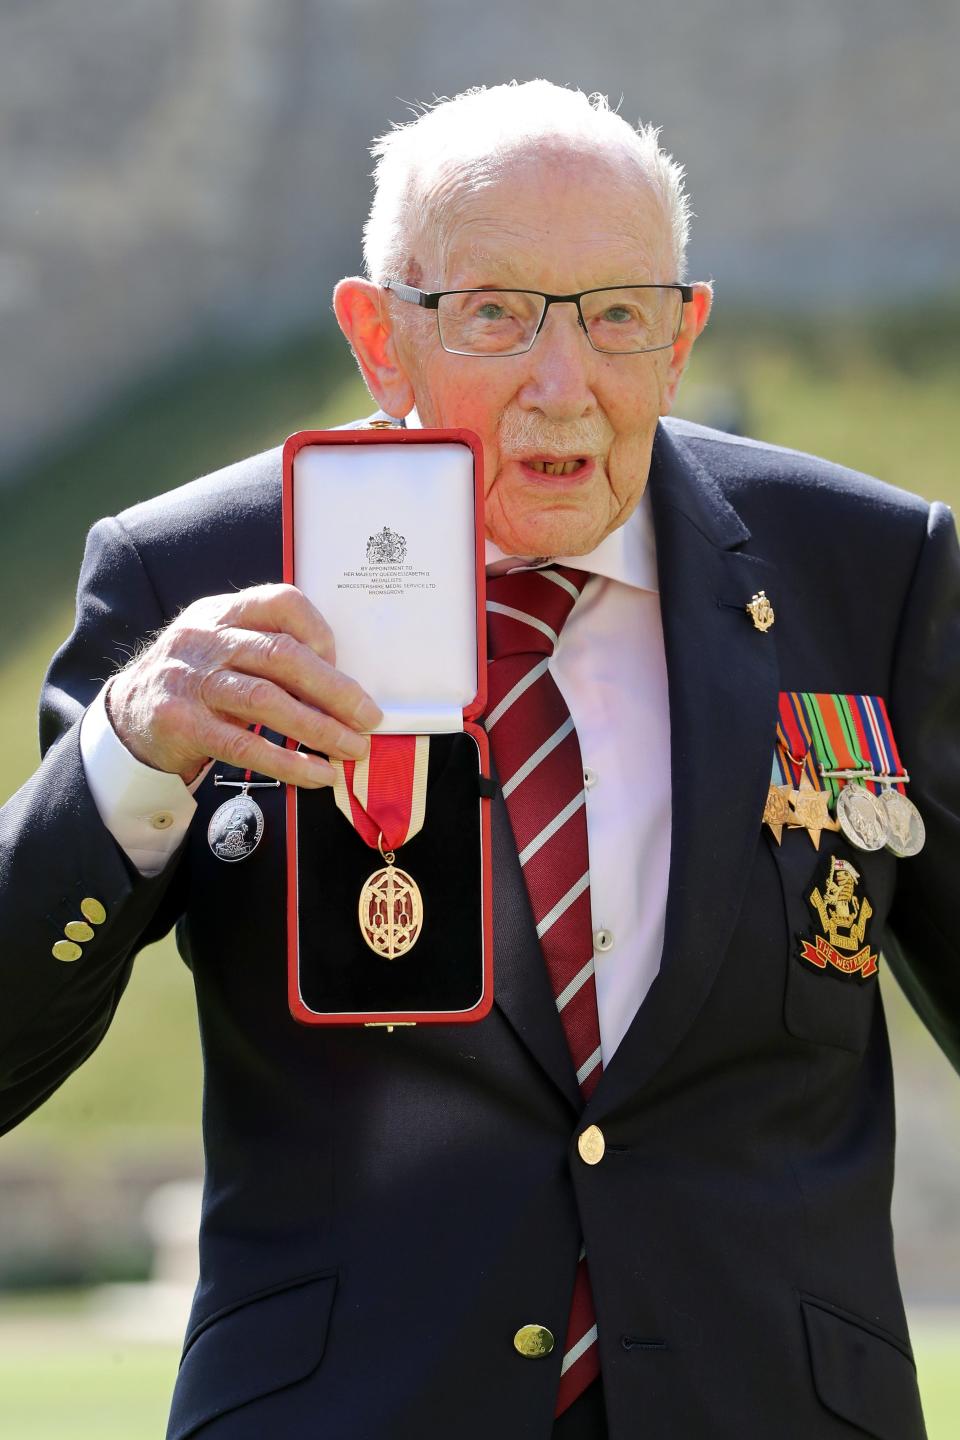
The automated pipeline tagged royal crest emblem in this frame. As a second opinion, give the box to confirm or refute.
[799,855,878,978]
[366,525,407,565]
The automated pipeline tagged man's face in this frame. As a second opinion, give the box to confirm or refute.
[387,150,701,557]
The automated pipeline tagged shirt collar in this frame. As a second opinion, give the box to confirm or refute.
[404,405,658,595]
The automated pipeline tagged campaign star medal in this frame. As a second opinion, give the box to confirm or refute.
[769,705,838,850]
[762,783,794,844]
[331,735,429,960]
[746,591,775,632]
[798,855,879,979]
[765,727,805,845]
[788,774,838,850]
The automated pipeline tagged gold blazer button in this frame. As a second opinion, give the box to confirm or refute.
[578,1125,605,1165]
[81,898,107,926]
[65,921,95,943]
[52,940,83,963]
[513,1324,555,1358]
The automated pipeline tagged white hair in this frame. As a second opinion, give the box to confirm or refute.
[363,80,693,286]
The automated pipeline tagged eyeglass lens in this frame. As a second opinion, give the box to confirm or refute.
[436,287,683,355]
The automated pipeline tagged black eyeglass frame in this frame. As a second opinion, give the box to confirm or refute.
[382,279,695,355]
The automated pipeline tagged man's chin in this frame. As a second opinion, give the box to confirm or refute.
[488,511,607,559]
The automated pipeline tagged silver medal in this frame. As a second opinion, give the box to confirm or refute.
[879,787,926,858]
[208,789,265,863]
[835,783,889,853]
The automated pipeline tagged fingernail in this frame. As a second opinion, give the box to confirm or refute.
[308,758,335,786]
[345,731,370,759]
[354,696,383,729]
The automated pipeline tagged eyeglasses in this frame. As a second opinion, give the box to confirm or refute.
[382,280,693,357]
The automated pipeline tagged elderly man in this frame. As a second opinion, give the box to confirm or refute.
[1,81,957,1440]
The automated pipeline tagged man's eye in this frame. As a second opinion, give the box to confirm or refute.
[474,302,508,321]
[602,305,634,324]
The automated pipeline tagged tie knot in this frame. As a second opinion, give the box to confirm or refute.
[486,566,589,659]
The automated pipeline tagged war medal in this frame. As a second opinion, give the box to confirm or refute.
[878,785,925,858]
[770,693,924,859]
[796,692,890,853]
[833,783,889,852]
[762,783,794,845]
[207,778,277,862]
[789,774,838,849]
[332,734,430,961]
[764,733,798,844]
[851,693,926,859]
[771,704,838,850]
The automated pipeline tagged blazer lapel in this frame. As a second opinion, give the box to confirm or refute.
[589,423,781,1113]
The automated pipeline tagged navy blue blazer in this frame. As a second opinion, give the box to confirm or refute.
[1,418,958,1439]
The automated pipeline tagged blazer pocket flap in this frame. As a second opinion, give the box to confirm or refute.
[801,1295,925,1440]
[167,1271,337,1440]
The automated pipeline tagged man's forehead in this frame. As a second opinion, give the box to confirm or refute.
[427,149,673,286]
[437,210,671,289]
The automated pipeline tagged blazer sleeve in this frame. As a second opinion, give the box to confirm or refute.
[0,516,188,1133]
[884,501,960,1073]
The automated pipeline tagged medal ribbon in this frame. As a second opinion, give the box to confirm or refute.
[848,695,907,795]
[801,693,864,801]
[777,693,820,789]
[332,735,430,852]
[770,741,791,787]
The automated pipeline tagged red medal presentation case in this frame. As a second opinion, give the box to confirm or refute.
[282,427,493,1026]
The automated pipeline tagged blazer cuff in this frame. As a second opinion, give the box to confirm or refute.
[79,687,205,876]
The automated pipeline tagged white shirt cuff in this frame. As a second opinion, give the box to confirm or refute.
[79,686,204,877]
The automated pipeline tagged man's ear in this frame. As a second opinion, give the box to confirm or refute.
[659,281,713,415]
[333,278,416,417]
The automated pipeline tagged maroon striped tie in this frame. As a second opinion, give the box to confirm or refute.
[485,565,602,1416]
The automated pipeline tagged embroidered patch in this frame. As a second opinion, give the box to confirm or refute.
[797,854,879,979]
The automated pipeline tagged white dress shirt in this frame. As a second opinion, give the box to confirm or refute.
[79,457,672,1064]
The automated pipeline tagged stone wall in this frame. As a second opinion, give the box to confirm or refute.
[1,0,957,479]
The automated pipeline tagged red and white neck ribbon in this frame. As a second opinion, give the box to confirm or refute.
[331,735,430,852]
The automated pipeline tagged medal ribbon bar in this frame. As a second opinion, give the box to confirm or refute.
[777,694,823,791]
[331,735,430,850]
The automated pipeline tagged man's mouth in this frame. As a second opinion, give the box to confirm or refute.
[521,456,590,477]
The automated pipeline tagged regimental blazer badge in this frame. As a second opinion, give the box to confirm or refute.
[798,855,879,979]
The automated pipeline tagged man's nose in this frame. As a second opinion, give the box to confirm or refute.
[517,302,597,419]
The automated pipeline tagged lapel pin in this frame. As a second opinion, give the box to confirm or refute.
[747,590,775,632]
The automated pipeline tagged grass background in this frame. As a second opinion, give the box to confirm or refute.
[0,314,958,1433]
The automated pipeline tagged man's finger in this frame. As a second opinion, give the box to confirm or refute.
[198,671,370,761]
[221,628,382,731]
[218,584,337,664]
[197,715,336,788]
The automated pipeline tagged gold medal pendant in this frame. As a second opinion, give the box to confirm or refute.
[358,840,423,960]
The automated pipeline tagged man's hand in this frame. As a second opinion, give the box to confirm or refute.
[106,584,382,787]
